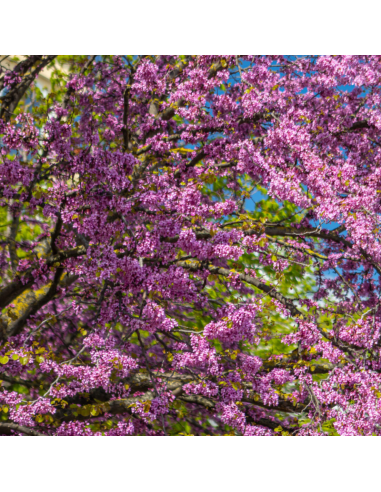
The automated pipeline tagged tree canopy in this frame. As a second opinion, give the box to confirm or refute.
[1,55,381,436]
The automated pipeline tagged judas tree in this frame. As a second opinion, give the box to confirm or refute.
[1,55,381,436]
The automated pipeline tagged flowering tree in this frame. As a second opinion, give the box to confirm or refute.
[1,55,381,436]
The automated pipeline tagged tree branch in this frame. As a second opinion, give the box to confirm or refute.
[0,56,57,121]
[0,422,48,437]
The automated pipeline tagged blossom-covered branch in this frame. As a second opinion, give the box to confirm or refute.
[1,55,381,436]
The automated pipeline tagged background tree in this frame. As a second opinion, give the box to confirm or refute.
[0,55,380,436]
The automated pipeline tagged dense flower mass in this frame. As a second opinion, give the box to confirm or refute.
[1,55,381,436]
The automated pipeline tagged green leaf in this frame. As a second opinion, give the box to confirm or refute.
[144,401,152,413]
